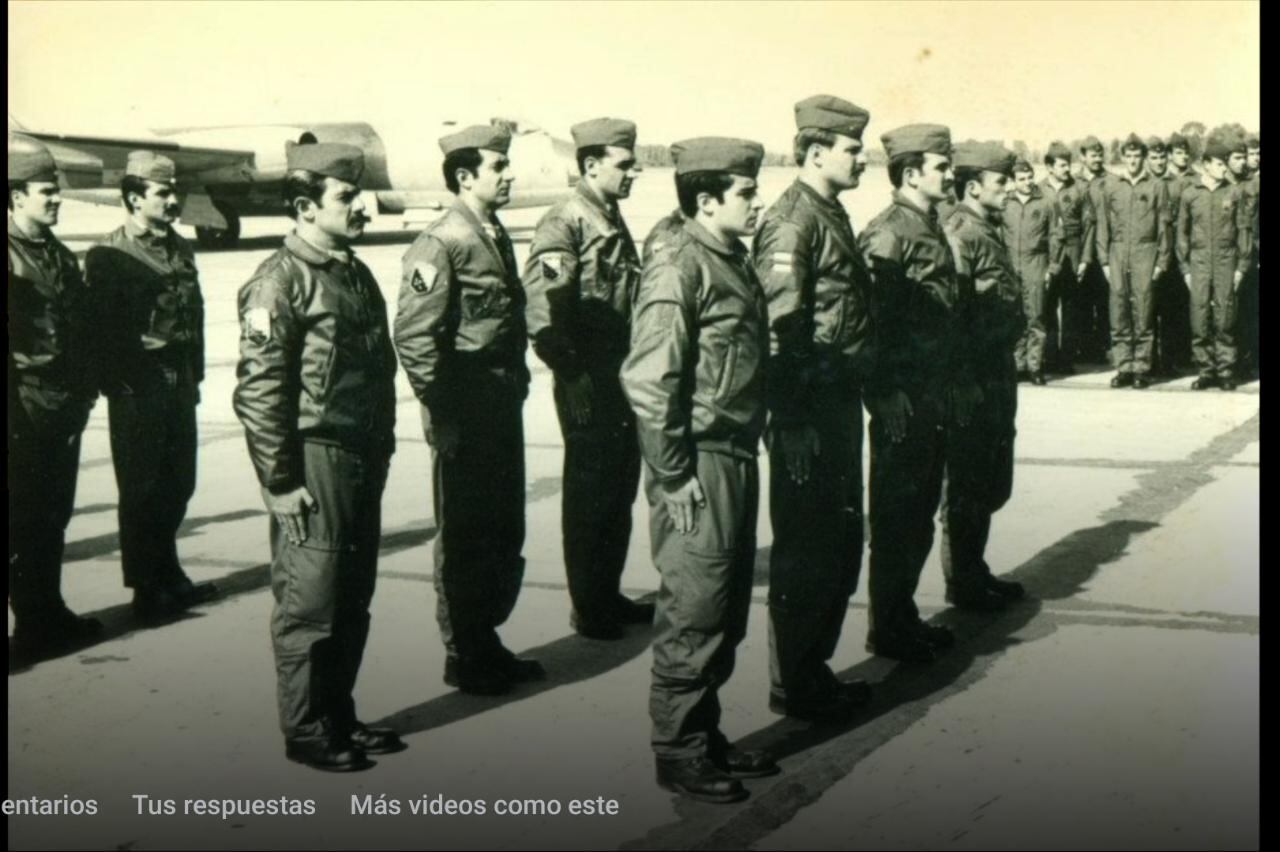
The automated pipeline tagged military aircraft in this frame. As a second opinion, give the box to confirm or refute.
[9,115,578,248]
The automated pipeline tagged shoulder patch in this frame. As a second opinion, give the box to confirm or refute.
[411,262,438,294]
[541,253,563,280]
[243,307,272,345]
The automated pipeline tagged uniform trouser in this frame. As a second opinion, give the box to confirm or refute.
[1076,261,1112,361]
[8,407,83,626]
[270,442,387,742]
[1014,263,1049,374]
[767,398,863,700]
[940,360,1017,590]
[1154,264,1192,371]
[1190,274,1239,380]
[649,451,758,759]
[867,392,947,638]
[1107,249,1159,375]
[108,390,198,590]
[554,370,641,623]
[431,385,526,661]
[1046,247,1083,367]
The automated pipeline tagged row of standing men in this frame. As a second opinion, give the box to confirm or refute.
[6,106,1259,802]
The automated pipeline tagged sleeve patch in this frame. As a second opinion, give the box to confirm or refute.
[540,254,564,280]
[243,307,272,344]
[411,262,439,294]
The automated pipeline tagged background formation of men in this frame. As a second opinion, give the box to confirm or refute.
[7,106,1259,796]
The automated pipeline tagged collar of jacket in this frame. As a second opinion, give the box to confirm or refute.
[682,216,746,259]
[952,201,1000,231]
[7,214,49,245]
[890,189,942,226]
[794,178,849,218]
[284,231,354,267]
[1044,175,1075,193]
[449,196,503,236]
[575,181,621,225]
[1200,173,1225,192]
[1120,169,1152,187]
[1010,183,1044,204]
[124,215,173,246]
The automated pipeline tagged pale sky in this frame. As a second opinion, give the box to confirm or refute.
[8,0,1260,152]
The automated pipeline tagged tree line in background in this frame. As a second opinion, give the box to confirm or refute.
[632,122,1257,169]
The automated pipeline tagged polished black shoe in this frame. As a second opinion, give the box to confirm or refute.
[656,757,748,803]
[491,646,547,683]
[769,689,865,723]
[443,656,511,696]
[1133,373,1151,389]
[613,595,656,625]
[1055,363,1077,376]
[170,577,219,606]
[945,584,1010,612]
[713,747,780,779]
[866,629,937,664]
[1030,372,1048,386]
[11,611,103,658]
[345,722,406,755]
[984,574,1026,600]
[911,620,956,650]
[1191,376,1216,390]
[1110,373,1133,388]
[571,609,625,641]
[1220,377,1238,391]
[132,586,188,622]
[285,736,371,772]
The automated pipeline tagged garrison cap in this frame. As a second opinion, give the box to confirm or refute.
[669,137,764,177]
[1012,157,1035,175]
[1121,133,1147,154]
[1046,140,1073,162]
[1145,136,1167,154]
[125,150,177,184]
[286,141,365,184]
[8,133,58,182]
[881,123,952,160]
[952,141,1015,176]
[439,124,512,156]
[794,94,870,139]
[1079,135,1105,154]
[571,118,637,151]
[1246,134,1261,150]
[1167,132,1191,152]
[1204,138,1237,161]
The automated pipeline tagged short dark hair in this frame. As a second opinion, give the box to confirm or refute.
[281,169,328,219]
[120,175,150,214]
[675,171,736,217]
[953,167,983,201]
[888,152,926,189]
[1044,152,1071,168]
[7,180,27,211]
[443,148,485,194]
[793,128,838,166]
[575,144,608,176]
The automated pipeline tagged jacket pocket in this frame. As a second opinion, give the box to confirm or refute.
[714,342,739,403]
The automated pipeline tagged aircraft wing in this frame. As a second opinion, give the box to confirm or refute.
[19,129,256,186]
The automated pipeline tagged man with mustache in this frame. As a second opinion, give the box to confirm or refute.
[234,142,403,772]
[86,151,217,622]
[395,125,543,696]
[8,134,103,657]
[1096,133,1174,389]
[522,118,652,641]
[622,136,777,803]
[859,123,971,664]
[752,95,874,722]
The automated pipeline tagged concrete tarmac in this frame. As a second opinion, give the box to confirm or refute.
[7,174,1260,850]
